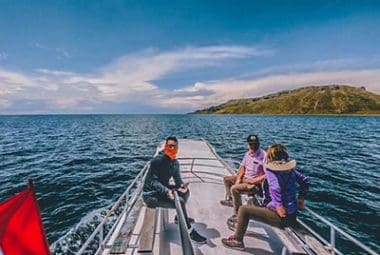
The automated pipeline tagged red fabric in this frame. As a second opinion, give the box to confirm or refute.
[164,146,177,160]
[0,187,50,255]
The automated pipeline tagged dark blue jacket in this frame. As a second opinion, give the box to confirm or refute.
[142,152,184,198]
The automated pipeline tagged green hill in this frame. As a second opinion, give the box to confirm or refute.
[191,85,380,114]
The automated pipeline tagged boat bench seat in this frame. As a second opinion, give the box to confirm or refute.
[275,227,308,255]
[138,207,159,253]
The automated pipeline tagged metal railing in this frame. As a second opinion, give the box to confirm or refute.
[173,190,195,255]
[178,157,225,173]
[177,156,240,176]
[298,207,378,255]
[76,161,150,255]
[202,139,241,175]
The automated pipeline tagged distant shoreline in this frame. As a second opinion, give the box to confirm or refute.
[191,85,380,115]
[0,113,379,117]
[189,113,380,116]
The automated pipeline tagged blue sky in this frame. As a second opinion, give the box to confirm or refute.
[0,0,379,114]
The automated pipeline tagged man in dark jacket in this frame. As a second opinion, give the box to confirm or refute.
[142,136,207,244]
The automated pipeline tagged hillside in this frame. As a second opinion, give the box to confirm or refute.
[191,85,380,114]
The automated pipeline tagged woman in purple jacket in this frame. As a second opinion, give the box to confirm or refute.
[221,144,309,251]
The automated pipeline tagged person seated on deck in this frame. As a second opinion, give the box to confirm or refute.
[220,134,266,219]
[221,144,309,251]
[142,136,207,244]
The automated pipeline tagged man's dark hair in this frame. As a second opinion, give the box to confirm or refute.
[249,142,260,151]
[166,136,178,144]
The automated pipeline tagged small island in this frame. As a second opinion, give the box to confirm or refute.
[191,85,380,115]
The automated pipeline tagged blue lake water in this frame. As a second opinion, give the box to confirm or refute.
[0,114,379,254]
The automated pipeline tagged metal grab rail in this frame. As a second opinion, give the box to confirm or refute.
[76,161,150,255]
[173,190,195,255]
[202,139,241,175]
[177,156,240,174]
[173,190,194,255]
[299,207,379,255]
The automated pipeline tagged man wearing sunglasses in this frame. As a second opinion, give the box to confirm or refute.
[142,136,207,244]
[220,134,266,221]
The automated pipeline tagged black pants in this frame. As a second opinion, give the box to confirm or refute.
[143,189,191,228]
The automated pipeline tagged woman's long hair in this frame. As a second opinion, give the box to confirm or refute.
[266,144,289,162]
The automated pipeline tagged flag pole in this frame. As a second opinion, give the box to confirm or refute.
[28,178,34,190]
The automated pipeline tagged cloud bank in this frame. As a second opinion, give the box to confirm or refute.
[0,45,379,114]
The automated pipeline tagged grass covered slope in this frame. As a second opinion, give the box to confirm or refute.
[192,85,380,114]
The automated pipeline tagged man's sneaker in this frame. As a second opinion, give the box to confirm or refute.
[227,214,237,223]
[221,235,245,251]
[189,229,207,244]
[174,215,195,224]
[220,199,233,207]
[226,220,237,231]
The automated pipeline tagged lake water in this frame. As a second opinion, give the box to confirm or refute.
[0,114,379,254]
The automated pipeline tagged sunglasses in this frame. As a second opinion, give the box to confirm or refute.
[167,144,178,148]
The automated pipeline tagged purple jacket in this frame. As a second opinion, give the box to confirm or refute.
[264,167,309,215]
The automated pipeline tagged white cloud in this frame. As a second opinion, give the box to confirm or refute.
[0,69,33,86]
[35,69,76,76]
[237,57,379,80]
[0,69,37,97]
[0,45,379,113]
[156,69,380,110]
[0,45,262,112]
[32,43,71,59]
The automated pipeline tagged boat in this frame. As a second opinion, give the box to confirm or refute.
[74,138,378,255]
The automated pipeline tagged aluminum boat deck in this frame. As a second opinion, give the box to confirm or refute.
[105,139,295,255]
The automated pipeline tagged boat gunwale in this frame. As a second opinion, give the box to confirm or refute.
[77,162,150,255]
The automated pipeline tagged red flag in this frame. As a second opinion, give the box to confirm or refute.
[0,180,50,255]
